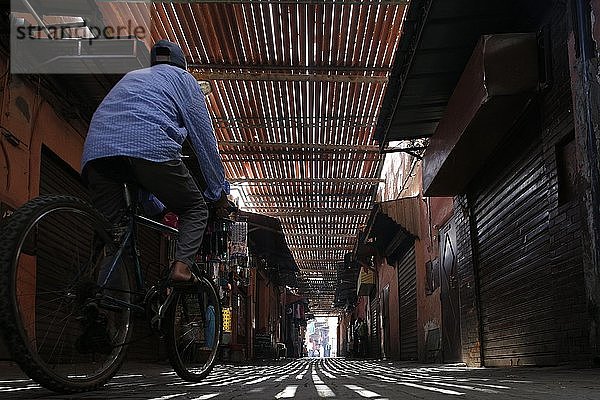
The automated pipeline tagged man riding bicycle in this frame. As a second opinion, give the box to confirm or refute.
[81,39,229,286]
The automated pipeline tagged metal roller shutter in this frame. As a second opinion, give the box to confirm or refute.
[398,245,417,360]
[470,132,556,366]
[40,148,164,361]
[369,293,380,358]
[40,147,88,199]
[128,223,163,361]
[36,149,93,363]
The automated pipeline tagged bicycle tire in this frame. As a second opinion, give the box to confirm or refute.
[0,195,134,393]
[165,276,222,382]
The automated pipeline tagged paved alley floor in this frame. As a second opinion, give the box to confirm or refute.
[0,358,599,399]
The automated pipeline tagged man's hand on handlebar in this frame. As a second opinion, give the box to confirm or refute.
[209,192,239,219]
[213,192,229,209]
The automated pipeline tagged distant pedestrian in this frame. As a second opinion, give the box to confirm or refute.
[358,319,368,357]
[353,319,360,356]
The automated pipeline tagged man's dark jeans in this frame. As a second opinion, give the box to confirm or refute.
[83,156,208,268]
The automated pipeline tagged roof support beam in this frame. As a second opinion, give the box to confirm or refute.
[301,268,340,272]
[222,156,381,162]
[250,211,370,217]
[291,247,353,251]
[181,0,409,4]
[216,123,377,129]
[248,205,371,210]
[193,71,388,84]
[191,64,391,73]
[229,178,383,184]
[247,206,369,211]
[214,115,379,121]
[243,193,370,198]
[245,202,369,208]
[286,233,356,238]
[219,141,380,152]
[223,155,381,163]
[281,223,364,227]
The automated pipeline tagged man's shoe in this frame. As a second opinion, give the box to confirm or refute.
[75,303,114,355]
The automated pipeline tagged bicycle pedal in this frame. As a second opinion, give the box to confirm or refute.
[76,314,114,355]
[150,314,162,331]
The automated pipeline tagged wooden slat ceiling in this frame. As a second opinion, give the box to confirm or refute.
[103,0,408,312]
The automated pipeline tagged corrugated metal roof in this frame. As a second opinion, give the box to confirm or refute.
[102,0,408,311]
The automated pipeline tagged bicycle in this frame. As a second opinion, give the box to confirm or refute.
[0,183,229,393]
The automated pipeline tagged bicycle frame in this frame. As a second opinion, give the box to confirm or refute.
[98,183,179,316]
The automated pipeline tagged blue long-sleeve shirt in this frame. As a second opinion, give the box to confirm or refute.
[82,64,229,202]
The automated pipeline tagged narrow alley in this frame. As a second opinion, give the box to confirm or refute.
[1,0,600,399]
[1,359,600,399]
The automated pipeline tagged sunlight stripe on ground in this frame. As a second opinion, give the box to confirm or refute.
[243,375,273,385]
[362,371,398,383]
[321,370,336,379]
[471,383,511,389]
[426,381,499,393]
[211,371,268,387]
[275,385,298,399]
[320,362,338,379]
[312,366,335,397]
[189,394,220,400]
[398,381,464,395]
[297,366,309,379]
[0,386,42,393]
[276,363,303,381]
[200,370,259,386]
[315,385,336,397]
[345,384,381,398]
[312,367,324,384]
[148,394,185,400]
[212,377,255,386]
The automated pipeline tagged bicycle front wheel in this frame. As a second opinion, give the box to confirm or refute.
[165,276,222,382]
[0,195,133,393]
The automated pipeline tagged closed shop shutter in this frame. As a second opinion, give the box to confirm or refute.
[40,147,88,199]
[470,130,556,366]
[398,245,417,360]
[369,293,380,358]
[40,148,164,361]
[36,148,92,363]
[129,223,163,361]
[237,292,247,343]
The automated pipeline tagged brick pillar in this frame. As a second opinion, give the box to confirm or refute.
[568,0,600,365]
[454,195,482,366]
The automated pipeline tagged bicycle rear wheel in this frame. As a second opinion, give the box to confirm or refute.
[0,195,133,393]
[165,276,222,381]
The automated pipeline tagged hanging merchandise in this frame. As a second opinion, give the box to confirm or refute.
[229,221,248,261]
[208,260,220,281]
[201,219,231,262]
[236,265,250,286]
[214,220,230,261]
[222,307,232,333]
